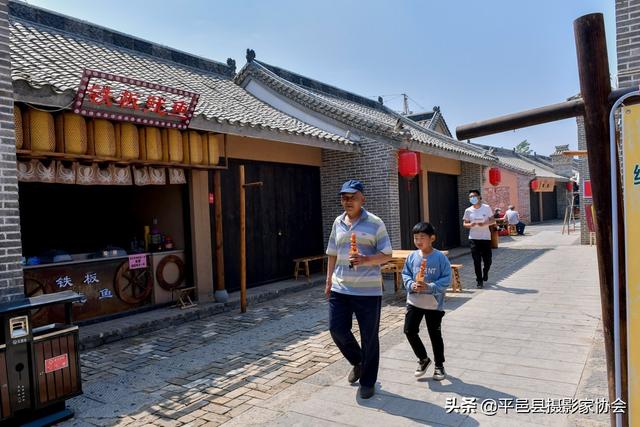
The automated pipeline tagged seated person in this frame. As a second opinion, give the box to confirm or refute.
[505,205,525,235]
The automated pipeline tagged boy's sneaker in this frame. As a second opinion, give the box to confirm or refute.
[348,364,362,384]
[414,358,432,377]
[476,280,484,289]
[483,272,489,282]
[433,366,446,381]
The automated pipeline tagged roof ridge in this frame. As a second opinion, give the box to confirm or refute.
[8,0,235,78]
[253,60,382,110]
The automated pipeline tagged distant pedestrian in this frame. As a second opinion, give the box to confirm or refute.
[402,222,451,381]
[462,189,495,288]
[325,180,393,399]
[505,205,526,235]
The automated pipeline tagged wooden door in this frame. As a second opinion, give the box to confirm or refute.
[398,175,422,249]
[214,159,323,291]
[427,172,460,250]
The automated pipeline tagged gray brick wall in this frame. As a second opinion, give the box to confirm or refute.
[457,162,484,246]
[0,0,24,303]
[320,140,401,249]
[517,174,532,224]
[577,116,591,244]
[617,0,640,88]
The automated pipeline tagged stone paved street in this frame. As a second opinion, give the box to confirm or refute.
[62,223,608,426]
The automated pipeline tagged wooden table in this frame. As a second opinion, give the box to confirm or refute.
[383,250,450,292]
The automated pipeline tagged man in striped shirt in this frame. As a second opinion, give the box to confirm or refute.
[325,180,393,399]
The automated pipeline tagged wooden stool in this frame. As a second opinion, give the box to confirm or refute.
[172,286,197,309]
[589,232,596,246]
[293,255,328,282]
[508,224,517,236]
[381,262,402,292]
[450,264,463,292]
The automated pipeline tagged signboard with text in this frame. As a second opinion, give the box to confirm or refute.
[74,69,199,130]
[622,104,640,425]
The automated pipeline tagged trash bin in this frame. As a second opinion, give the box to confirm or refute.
[0,290,83,426]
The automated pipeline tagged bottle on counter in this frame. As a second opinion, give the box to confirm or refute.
[164,236,174,250]
[150,218,162,252]
[144,225,151,252]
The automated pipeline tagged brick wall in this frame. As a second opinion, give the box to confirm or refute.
[320,140,400,249]
[457,162,484,246]
[516,174,532,224]
[617,0,640,88]
[0,0,24,303]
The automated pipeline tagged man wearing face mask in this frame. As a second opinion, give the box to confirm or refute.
[462,190,495,288]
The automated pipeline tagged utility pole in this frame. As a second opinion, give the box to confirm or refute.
[402,93,409,115]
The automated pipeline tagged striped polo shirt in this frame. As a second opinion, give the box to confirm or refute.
[326,208,393,297]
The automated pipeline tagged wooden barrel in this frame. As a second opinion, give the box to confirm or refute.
[55,113,87,155]
[162,128,183,163]
[203,133,221,165]
[25,109,56,152]
[115,123,139,160]
[183,131,203,165]
[88,119,116,157]
[140,127,163,161]
[14,105,23,149]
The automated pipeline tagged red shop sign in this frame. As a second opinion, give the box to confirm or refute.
[45,354,69,374]
[73,69,199,130]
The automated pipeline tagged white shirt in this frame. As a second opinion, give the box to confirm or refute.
[505,209,520,225]
[463,204,493,240]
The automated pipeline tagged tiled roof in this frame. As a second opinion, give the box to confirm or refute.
[407,108,452,137]
[236,60,493,163]
[8,1,353,149]
[474,144,568,180]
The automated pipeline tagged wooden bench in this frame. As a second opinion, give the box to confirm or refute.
[293,255,328,282]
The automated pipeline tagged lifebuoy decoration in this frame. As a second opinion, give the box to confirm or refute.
[488,167,501,186]
[398,150,419,179]
[156,254,186,290]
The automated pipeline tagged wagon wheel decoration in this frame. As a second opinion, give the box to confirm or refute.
[156,255,186,290]
[114,261,153,304]
[24,274,49,322]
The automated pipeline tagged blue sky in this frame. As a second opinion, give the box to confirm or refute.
[29,0,616,154]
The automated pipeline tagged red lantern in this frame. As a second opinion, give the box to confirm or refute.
[566,181,574,192]
[530,179,539,191]
[398,150,419,179]
[488,167,502,186]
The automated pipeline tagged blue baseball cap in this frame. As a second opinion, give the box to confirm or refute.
[339,179,364,195]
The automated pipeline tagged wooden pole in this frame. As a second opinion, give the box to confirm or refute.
[239,165,247,313]
[214,170,225,294]
[574,14,618,425]
[238,165,263,313]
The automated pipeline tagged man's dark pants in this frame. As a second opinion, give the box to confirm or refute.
[329,291,382,388]
[469,239,492,282]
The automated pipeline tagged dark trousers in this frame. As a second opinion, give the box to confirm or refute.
[329,291,382,387]
[516,221,526,235]
[470,239,492,282]
[404,305,445,366]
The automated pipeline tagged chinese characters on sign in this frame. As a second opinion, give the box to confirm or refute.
[83,272,100,285]
[444,397,626,416]
[99,289,114,300]
[55,275,73,289]
[128,254,148,270]
[74,69,199,130]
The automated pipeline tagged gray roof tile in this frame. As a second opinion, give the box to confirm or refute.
[9,12,352,148]
[237,60,492,163]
